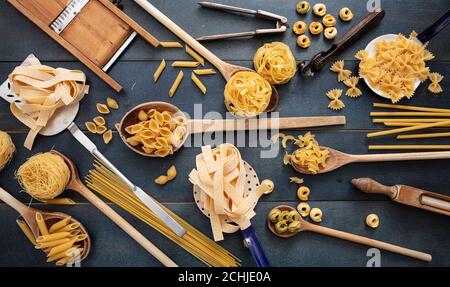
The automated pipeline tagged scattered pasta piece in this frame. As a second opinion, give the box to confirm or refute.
[324,27,337,40]
[313,3,326,16]
[327,89,345,111]
[191,73,207,94]
[193,69,216,76]
[106,97,119,110]
[297,186,310,201]
[169,71,184,97]
[287,132,330,174]
[289,177,304,184]
[186,46,205,66]
[366,214,379,228]
[330,60,352,82]
[254,42,297,85]
[0,130,15,172]
[281,135,295,149]
[297,35,311,48]
[96,104,110,114]
[96,125,107,135]
[166,165,177,180]
[138,110,148,121]
[85,122,97,134]
[297,202,311,217]
[344,77,362,98]
[93,116,106,126]
[322,14,336,27]
[428,72,444,94]
[283,151,291,165]
[153,59,166,82]
[154,175,169,185]
[310,208,323,222]
[103,130,113,144]
[114,123,120,131]
[309,22,323,35]
[296,1,310,14]
[16,219,36,245]
[354,50,369,60]
[271,132,286,144]
[339,7,353,21]
[293,21,307,35]
[172,61,200,68]
[160,42,182,48]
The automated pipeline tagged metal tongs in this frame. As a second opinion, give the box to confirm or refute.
[196,1,288,41]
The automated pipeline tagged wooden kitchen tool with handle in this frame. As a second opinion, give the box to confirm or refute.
[9,0,160,92]
[352,178,450,216]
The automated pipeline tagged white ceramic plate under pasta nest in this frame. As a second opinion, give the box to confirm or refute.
[193,161,259,222]
[363,34,421,100]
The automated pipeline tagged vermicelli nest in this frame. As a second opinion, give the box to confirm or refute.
[0,131,15,172]
[253,42,297,85]
[16,152,71,201]
[224,71,272,118]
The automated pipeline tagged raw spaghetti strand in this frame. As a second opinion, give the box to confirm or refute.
[0,131,15,172]
[85,162,240,267]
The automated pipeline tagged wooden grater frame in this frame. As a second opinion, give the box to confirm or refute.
[8,0,160,92]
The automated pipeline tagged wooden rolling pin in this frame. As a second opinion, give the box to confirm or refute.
[352,178,450,216]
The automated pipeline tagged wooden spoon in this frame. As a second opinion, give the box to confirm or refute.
[133,0,279,113]
[119,102,346,157]
[0,187,90,261]
[292,147,450,175]
[51,151,178,267]
[267,205,432,262]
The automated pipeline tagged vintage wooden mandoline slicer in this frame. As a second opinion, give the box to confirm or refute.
[8,0,160,92]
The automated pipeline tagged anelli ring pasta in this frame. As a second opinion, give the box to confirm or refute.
[309,22,324,35]
[313,3,327,16]
[339,8,354,21]
[296,1,310,14]
[324,27,337,40]
[253,42,297,85]
[293,21,307,35]
[322,14,336,27]
[297,35,311,48]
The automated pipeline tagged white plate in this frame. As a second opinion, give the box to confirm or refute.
[363,34,422,99]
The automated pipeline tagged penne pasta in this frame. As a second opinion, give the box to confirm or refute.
[367,120,450,138]
[35,212,49,235]
[16,219,36,245]
[56,223,80,233]
[153,59,166,82]
[169,71,184,97]
[47,247,82,263]
[160,42,182,48]
[44,198,76,205]
[35,238,71,249]
[37,231,72,243]
[172,61,200,68]
[191,73,206,94]
[193,69,216,76]
[47,238,77,257]
[185,46,205,66]
[55,256,72,266]
[48,217,71,233]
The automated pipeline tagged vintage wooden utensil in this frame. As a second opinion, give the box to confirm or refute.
[364,10,449,99]
[292,147,450,175]
[0,187,91,261]
[352,178,450,216]
[8,0,160,92]
[300,8,385,76]
[52,151,178,267]
[119,101,346,157]
[133,0,280,113]
[268,205,432,262]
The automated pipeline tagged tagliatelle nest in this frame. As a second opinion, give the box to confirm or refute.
[0,131,15,172]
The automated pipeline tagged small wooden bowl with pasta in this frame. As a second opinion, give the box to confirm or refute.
[118,102,189,158]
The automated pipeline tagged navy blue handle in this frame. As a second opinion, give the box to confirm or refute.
[241,225,270,267]
[418,10,450,43]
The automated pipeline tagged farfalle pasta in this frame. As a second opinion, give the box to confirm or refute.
[327,89,345,110]
[330,60,352,82]
[344,76,362,98]
[428,72,444,94]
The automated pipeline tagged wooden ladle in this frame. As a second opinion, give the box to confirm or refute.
[133,0,279,113]
[267,205,432,262]
[51,151,178,267]
[292,147,450,175]
[119,102,346,157]
[0,187,91,261]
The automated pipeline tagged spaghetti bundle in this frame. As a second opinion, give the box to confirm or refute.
[224,71,272,118]
[85,162,240,267]
[254,42,297,85]
[16,152,70,201]
[0,131,15,172]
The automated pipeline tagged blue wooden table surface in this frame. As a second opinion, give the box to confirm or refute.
[0,0,449,267]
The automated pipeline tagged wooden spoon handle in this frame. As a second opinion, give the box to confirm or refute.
[73,183,178,267]
[351,178,397,199]
[0,187,30,215]
[189,116,346,134]
[306,224,432,262]
[352,151,450,163]
[134,0,226,71]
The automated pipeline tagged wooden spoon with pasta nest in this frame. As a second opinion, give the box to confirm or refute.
[133,0,280,112]
[292,147,450,175]
[0,187,91,261]
[267,205,432,262]
[119,102,346,157]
